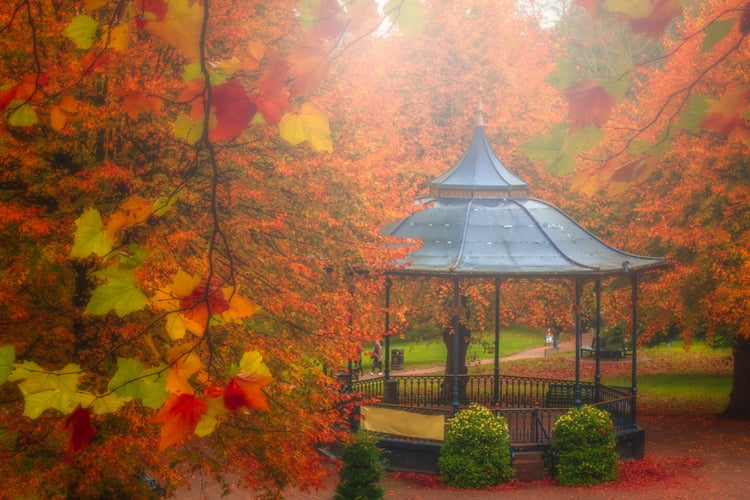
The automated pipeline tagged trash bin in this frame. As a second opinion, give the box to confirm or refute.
[391,348,404,370]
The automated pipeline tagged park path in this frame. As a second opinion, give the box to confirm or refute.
[363,334,584,378]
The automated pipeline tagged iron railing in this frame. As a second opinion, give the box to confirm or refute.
[350,374,635,445]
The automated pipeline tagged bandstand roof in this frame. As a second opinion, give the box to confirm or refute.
[385,121,666,279]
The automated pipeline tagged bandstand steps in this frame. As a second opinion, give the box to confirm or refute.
[512,450,546,481]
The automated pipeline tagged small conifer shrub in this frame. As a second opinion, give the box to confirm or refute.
[335,431,386,500]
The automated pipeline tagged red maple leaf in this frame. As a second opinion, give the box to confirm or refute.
[64,405,96,461]
[574,0,598,13]
[135,0,168,21]
[0,83,20,112]
[286,44,330,97]
[253,50,291,124]
[630,0,682,37]
[563,79,615,131]
[209,79,257,142]
[308,0,345,40]
[742,2,750,34]
[700,87,750,137]
[81,50,114,76]
[223,374,271,412]
[154,394,207,450]
[180,281,231,316]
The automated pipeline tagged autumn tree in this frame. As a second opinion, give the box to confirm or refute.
[521,0,750,417]
[333,0,572,376]
[0,0,420,496]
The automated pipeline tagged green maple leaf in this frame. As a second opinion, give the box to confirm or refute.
[84,264,148,317]
[71,208,113,258]
[545,58,576,90]
[602,0,652,19]
[702,19,735,52]
[521,124,604,175]
[561,126,605,157]
[519,123,570,174]
[63,15,99,50]
[384,0,423,35]
[108,358,169,409]
[6,101,38,127]
[679,95,709,133]
[600,59,633,102]
[75,391,131,415]
[8,362,82,418]
[173,113,203,145]
[0,345,14,384]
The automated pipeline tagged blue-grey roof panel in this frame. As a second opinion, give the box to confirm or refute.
[386,198,666,276]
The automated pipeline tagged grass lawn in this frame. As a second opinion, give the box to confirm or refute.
[365,328,733,414]
[381,324,545,370]
[493,340,733,414]
[606,342,732,414]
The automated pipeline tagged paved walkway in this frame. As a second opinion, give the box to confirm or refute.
[364,335,584,378]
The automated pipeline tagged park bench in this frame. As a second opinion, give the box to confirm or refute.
[544,383,598,407]
[580,338,632,359]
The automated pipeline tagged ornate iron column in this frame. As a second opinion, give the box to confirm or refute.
[384,277,391,380]
[630,272,639,425]
[574,277,583,407]
[452,277,461,415]
[493,279,501,406]
[595,278,602,393]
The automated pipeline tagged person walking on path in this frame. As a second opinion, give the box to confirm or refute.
[370,339,383,375]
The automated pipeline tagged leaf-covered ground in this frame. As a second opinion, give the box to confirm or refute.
[179,345,746,498]
[374,413,750,499]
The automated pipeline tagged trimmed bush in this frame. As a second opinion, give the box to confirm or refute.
[335,431,386,500]
[547,405,618,485]
[438,403,513,488]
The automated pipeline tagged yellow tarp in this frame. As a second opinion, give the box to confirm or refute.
[360,406,445,441]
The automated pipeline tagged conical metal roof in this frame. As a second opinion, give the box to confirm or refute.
[385,122,666,278]
[430,125,529,199]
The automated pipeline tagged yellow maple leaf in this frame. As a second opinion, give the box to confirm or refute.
[85,0,107,9]
[221,286,261,323]
[278,101,333,152]
[166,346,203,395]
[143,0,204,60]
[105,195,154,240]
[153,270,203,338]
[50,105,67,131]
[104,23,130,51]
[194,393,228,436]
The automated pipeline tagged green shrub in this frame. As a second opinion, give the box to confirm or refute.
[546,405,618,486]
[438,404,513,488]
[335,431,386,500]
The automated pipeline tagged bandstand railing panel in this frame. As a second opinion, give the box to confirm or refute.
[350,373,636,444]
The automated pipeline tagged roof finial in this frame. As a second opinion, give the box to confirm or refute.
[476,86,485,126]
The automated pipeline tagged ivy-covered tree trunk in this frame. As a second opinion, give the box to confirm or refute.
[442,325,470,404]
[722,335,750,420]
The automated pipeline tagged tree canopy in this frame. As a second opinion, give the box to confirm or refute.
[1,0,749,497]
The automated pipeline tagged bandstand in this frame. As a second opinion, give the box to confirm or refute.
[346,112,667,475]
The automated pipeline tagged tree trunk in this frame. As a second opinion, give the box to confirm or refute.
[722,335,750,420]
[442,325,470,404]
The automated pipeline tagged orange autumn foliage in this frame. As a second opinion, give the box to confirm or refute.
[154,394,208,450]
